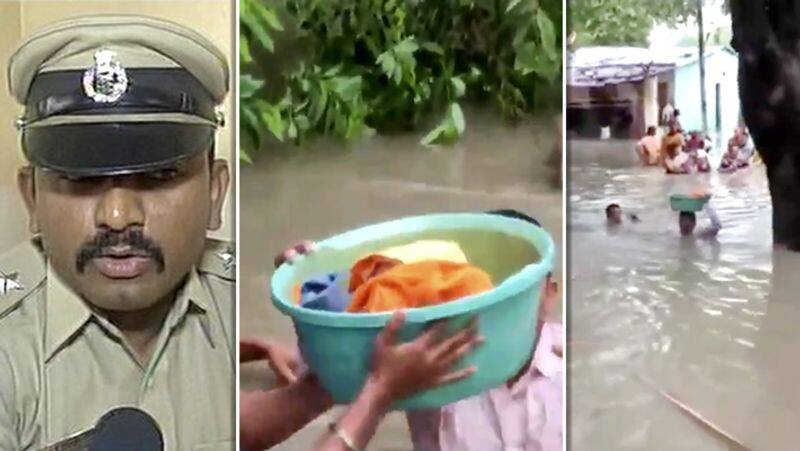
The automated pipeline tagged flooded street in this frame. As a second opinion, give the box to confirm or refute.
[569,139,800,450]
[240,111,562,450]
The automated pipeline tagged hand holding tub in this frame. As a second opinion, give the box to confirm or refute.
[239,243,481,451]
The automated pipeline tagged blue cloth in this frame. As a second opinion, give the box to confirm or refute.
[300,271,351,312]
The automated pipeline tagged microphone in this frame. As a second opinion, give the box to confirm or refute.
[40,407,163,451]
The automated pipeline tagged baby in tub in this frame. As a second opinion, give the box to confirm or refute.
[406,209,563,451]
[246,209,563,451]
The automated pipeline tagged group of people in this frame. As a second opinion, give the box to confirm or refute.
[636,114,711,174]
[636,122,755,175]
[719,126,756,172]
[605,201,721,239]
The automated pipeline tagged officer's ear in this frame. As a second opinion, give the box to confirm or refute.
[17,166,39,234]
[207,158,229,231]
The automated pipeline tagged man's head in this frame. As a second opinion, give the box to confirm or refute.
[9,16,230,312]
[18,151,229,312]
[668,123,679,135]
[646,126,657,136]
[679,211,697,236]
[605,203,623,225]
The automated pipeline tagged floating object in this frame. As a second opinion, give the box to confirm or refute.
[670,194,711,212]
[637,374,751,451]
[271,213,554,409]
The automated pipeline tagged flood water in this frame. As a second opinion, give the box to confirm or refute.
[240,111,562,450]
[569,139,800,450]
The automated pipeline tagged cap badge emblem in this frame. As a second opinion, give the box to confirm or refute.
[82,49,128,103]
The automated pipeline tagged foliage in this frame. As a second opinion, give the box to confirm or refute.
[241,0,562,159]
[569,0,701,47]
[240,0,284,162]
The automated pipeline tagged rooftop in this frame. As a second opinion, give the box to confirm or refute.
[568,46,735,87]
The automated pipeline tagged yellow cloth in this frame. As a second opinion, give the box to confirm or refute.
[347,259,493,313]
[374,240,468,264]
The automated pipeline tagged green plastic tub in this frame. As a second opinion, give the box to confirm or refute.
[670,194,711,212]
[271,212,554,410]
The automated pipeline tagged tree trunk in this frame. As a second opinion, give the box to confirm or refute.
[730,0,800,249]
[698,0,708,134]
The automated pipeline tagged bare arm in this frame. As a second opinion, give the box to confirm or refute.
[240,374,334,451]
[316,313,480,451]
[314,380,392,451]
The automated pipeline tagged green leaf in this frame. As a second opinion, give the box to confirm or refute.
[287,121,298,140]
[240,74,264,99]
[376,52,397,78]
[260,105,285,141]
[295,114,311,132]
[331,76,362,103]
[421,103,465,147]
[420,123,450,147]
[241,105,260,135]
[241,14,274,52]
[394,37,419,55]
[536,9,557,58]
[240,36,253,64]
[449,102,466,134]
[240,147,253,164]
[450,77,466,98]
[256,5,284,31]
[506,0,522,12]
[308,84,329,125]
[421,42,445,54]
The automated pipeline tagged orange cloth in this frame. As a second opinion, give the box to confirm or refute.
[347,259,494,313]
[348,254,403,293]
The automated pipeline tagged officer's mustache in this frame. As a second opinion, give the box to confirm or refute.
[76,229,165,274]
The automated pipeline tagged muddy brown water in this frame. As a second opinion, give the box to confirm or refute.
[569,138,800,450]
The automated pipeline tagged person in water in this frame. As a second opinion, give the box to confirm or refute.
[720,126,755,172]
[635,126,661,166]
[678,205,722,238]
[606,203,640,225]
[685,131,711,173]
[661,123,690,174]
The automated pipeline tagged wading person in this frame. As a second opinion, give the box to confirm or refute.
[0,16,234,449]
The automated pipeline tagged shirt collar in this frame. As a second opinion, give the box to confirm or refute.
[164,269,217,348]
[45,266,213,361]
[44,265,92,361]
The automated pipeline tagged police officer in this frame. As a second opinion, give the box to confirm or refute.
[0,15,233,449]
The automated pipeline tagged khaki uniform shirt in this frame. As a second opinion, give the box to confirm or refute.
[0,239,235,450]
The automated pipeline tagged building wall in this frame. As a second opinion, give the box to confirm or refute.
[643,76,659,131]
[674,50,740,137]
[0,1,234,255]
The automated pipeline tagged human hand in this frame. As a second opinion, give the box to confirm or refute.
[365,312,482,405]
[240,338,303,386]
[274,240,316,267]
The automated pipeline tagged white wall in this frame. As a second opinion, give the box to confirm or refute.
[643,75,659,130]
[674,49,740,137]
